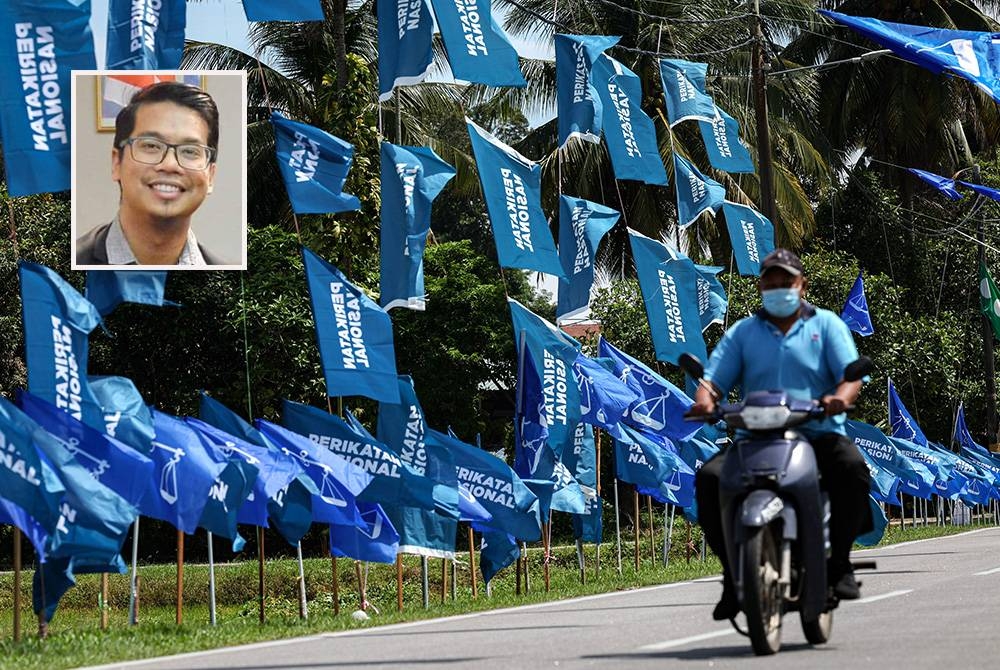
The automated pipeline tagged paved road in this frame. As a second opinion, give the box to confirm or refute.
[86,527,1000,670]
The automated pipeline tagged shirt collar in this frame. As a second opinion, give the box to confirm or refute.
[105,216,207,266]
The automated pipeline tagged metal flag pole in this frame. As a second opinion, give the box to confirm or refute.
[207,531,217,626]
[575,539,585,584]
[296,542,308,619]
[613,478,623,575]
[451,559,457,601]
[100,572,109,630]
[421,556,430,609]
[176,530,184,625]
[647,497,656,565]
[128,518,144,623]
[522,542,531,593]
[664,504,676,568]
[257,527,266,623]
[13,528,21,642]
[633,489,640,572]
[440,559,447,603]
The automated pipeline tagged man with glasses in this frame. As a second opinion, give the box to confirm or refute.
[76,81,225,265]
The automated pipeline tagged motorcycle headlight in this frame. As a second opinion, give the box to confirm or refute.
[739,405,792,430]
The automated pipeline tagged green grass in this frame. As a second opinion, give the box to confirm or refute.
[0,520,988,670]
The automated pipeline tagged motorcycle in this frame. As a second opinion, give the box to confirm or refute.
[679,353,873,655]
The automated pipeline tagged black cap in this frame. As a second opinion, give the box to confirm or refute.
[759,248,804,277]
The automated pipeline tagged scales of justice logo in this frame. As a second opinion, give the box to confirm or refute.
[281,446,349,508]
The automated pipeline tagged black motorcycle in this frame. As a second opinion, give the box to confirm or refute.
[680,354,873,655]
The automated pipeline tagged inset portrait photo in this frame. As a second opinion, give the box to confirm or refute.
[71,71,247,270]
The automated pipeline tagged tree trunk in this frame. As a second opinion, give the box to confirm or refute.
[333,0,348,89]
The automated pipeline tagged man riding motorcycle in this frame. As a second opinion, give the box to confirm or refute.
[691,248,873,621]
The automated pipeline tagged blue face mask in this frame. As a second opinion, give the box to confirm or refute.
[761,288,801,318]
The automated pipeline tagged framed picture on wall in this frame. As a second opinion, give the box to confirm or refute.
[96,73,205,131]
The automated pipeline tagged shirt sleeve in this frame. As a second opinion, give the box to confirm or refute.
[704,319,744,396]
[822,311,861,381]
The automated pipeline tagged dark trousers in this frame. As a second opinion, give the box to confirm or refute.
[695,432,872,584]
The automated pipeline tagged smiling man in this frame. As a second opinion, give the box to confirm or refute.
[76,82,226,266]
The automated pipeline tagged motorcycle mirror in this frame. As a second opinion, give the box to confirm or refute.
[843,356,874,383]
[678,353,705,380]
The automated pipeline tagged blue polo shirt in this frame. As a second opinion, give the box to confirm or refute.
[704,302,860,437]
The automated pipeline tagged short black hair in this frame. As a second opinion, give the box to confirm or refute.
[113,82,220,160]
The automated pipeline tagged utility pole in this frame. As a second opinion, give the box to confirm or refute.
[752,0,778,226]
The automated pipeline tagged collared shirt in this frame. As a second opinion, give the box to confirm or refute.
[704,301,860,436]
[105,216,207,266]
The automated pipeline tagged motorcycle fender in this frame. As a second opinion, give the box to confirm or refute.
[740,490,784,528]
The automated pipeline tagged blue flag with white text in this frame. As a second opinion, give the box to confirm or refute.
[616,425,695,506]
[888,379,928,447]
[88,376,154,454]
[303,247,401,403]
[272,111,360,214]
[242,0,323,21]
[0,400,66,533]
[377,0,433,100]
[0,0,95,196]
[846,420,935,499]
[555,34,619,146]
[908,168,963,200]
[700,106,754,173]
[514,350,552,479]
[673,154,726,228]
[840,272,874,336]
[85,271,176,316]
[658,59,717,126]
[573,352,638,438]
[722,202,776,276]
[429,0,525,87]
[106,0,185,70]
[593,54,668,185]
[379,143,455,311]
[556,195,620,320]
[694,263,728,330]
[467,119,564,277]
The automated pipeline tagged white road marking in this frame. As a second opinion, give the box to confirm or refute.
[639,628,738,651]
[851,589,913,605]
[974,566,1000,576]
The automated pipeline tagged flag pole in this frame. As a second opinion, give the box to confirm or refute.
[355,561,367,612]
[13,527,21,642]
[440,559,447,603]
[176,530,184,625]
[128,517,141,625]
[100,573,109,630]
[468,527,478,598]
[331,554,340,615]
[663,504,674,567]
[633,489,640,572]
[515,542,522,595]
[646,496,655,565]
[575,539,585,584]
[207,531,217,626]
[522,542,531,593]
[543,511,551,592]
[296,542,308,619]
[613,478,622,575]
[595,428,602,576]
[420,556,429,609]
[395,555,403,611]
[257,527,266,624]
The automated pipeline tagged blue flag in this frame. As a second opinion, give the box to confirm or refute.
[820,10,1000,105]
[19,262,104,429]
[0,1,95,196]
[592,54,668,185]
[0,497,48,557]
[106,0,185,70]
[428,0,525,87]
[955,403,993,458]
[379,143,456,311]
[466,119,564,277]
[658,59,717,126]
[272,111,360,214]
[0,399,66,532]
[242,0,323,21]
[256,419,369,529]
[673,154,726,229]
[627,229,708,365]
[514,350,552,479]
[699,106,754,173]
[88,376,154,454]
[573,353,639,437]
[85,271,176,316]
[556,195,620,320]
[479,529,519,583]
[385,503,458,558]
[330,502,399,563]
[856,447,902,505]
[722,202,776,276]
[840,272,875,336]
[855,495,888,546]
[694,263,728,330]
[959,180,1000,202]
[555,34,619,146]
[846,420,935,499]
[572,495,603,544]
[282,399,437,512]
[427,429,541,541]
[598,337,699,442]
[888,379,928,447]
[615,425,695,507]
[302,247,401,403]
[908,168,963,200]
[377,0,433,100]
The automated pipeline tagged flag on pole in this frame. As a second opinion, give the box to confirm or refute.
[556,195,620,321]
[0,0,96,196]
[466,119,564,277]
[85,271,177,316]
[272,111,361,214]
[908,168,963,200]
[592,54,669,185]
[0,400,66,533]
[888,379,929,447]
[840,272,875,336]
[513,350,552,480]
[673,154,726,229]
[106,0,185,70]
[555,34,620,146]
[572,352,638,438]
[614,424,695,506]
[302,246,401,403]
[480,529,519,583]
[428,0,525,87]
[846,420,935,498]
[379,143,456,311]
[979,262,1000,340]
[699,106,754,173]
[242,0,324,21]
[377,0,433,101]
[694,263,728,330]
[658,59,717,126]
[330,502,399,563]
[88,376,155,454]
[955,403,994,458]
[722,202,776,276]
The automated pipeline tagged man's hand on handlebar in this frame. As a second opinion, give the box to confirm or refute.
[689,383,719,417]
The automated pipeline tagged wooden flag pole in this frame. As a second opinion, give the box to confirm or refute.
[257,527,266,624]
[13,528,21,642]
[332,555,341,615]
[420,557,429,609]
[468,528,478,598]
[395,555,403,612]
[176,530,184,625]
[355,560,367,611]
[633,489,640,572]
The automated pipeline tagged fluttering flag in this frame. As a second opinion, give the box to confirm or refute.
[554,34,620,146]
[0,0,95,196]
[979,262,1000,341]
[302,247,401,403]
[573,352,638,438]
[330,502,399,563]
[428,0,525,87]
[721,202,776,276]
[598,337,699,442]
[572,495,603,544]
[615,425,695,507]
[242,0,324,21]
[106,0,185,70]
[840,272,875,336]
[592,55,669,185]
[377,0,433,101]
[959,180,1000,202]
[88,376,154,454]
[85,271,177,316]
[658,59,717,126]
[379,143,456,311]
[908,168,963,200]
[0,400,66,532]
[282,399,437,511]
[19,262,104,429]
[466,119,564,277]
[628,229,708,365]
[694,263,728,330]
[846,420,935,498]
[272,111,360,214]
[556,195,620,321]
[514,351,552,479]
[855,496,888,546]
[480,529,519,583]
[955,403,994,459]
[857,447,902,505]
[820,10,1000,105]
[0,498,47,557]
[673,154,726,229]
[887,379,928,447]
[699,107,755,173]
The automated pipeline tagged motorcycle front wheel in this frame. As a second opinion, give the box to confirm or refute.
[742,524,783,655]
[801,607,833,645]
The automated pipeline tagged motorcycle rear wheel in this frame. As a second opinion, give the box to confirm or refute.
[801,608,834,645]
[742,525,783,655]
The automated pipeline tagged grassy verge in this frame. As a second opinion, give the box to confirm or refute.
[0,520,987,670]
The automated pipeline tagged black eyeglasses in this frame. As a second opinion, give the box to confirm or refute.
[120,136,215,170]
